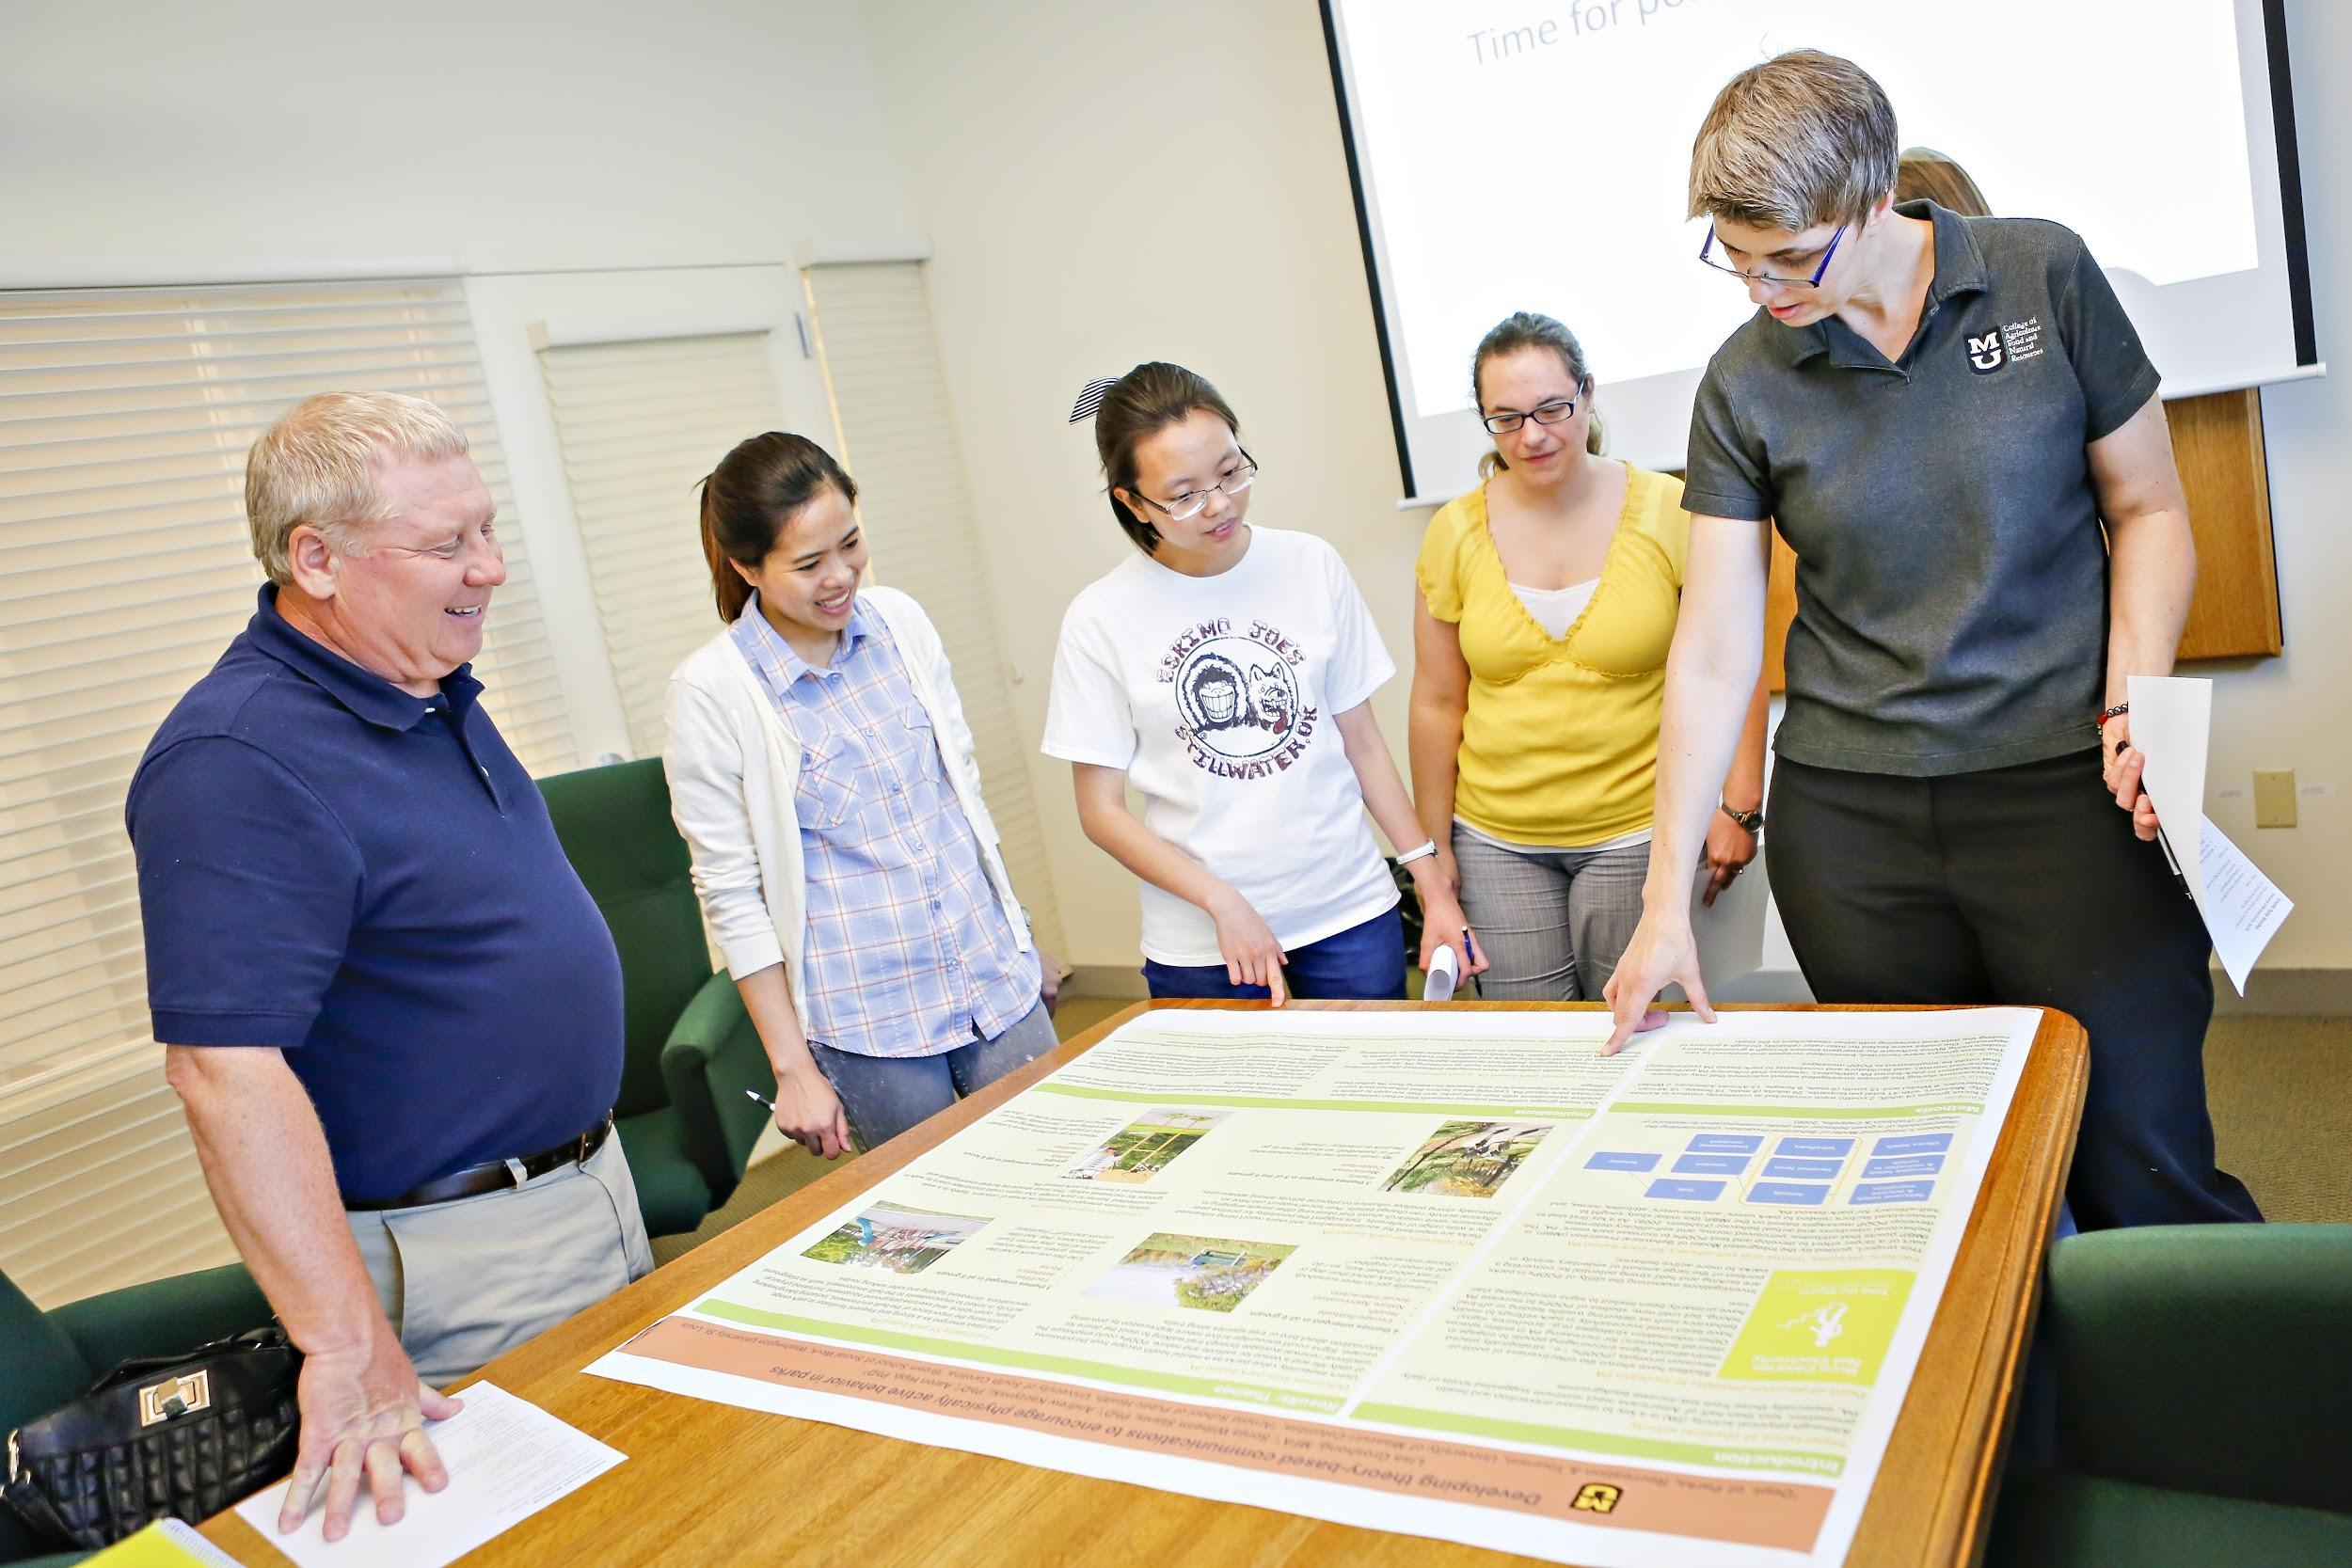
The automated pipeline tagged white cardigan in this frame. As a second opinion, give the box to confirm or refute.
[661,587,1032,1032]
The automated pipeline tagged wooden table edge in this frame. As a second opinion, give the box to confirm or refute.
[200,1000,2086,1568]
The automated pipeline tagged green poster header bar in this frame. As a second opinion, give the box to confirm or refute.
[1606,1101,1982,1120]
[1353,1402,1847,1477]
[1035,1082,1596,1118]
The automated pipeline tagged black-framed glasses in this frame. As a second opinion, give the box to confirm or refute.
[1697,222,1847,287]
[1133,451,1258,522]
[1481,399,1578,436]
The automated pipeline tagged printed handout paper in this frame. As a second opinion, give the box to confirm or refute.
[590,1007,2042,1567]
[235,1382,623,1568]
[2128,674,2294,993]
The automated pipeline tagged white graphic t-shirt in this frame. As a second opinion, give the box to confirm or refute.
[1042,527,1401,965]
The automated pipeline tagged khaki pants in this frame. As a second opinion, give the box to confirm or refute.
[347,1130,655,1386]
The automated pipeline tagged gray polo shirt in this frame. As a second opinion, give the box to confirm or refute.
[1685,200,2161,777]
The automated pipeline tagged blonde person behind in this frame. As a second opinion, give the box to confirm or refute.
[1410,313,1767,1000]
[1897,146,1991,218]
[663,433,1058,1158]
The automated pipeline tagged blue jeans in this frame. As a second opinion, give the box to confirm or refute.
[1141,906,1406,1002]
[809,1001,1057,1149]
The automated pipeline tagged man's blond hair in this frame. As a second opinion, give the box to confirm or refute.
[245,391,470,585]
[1688,50,1899,233]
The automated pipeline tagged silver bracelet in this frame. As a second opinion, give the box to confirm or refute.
[1394,839,1439,866]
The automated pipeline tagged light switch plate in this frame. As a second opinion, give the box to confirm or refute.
[2252,769,2297,829]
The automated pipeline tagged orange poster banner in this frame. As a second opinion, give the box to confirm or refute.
[621,1316,1833,1552]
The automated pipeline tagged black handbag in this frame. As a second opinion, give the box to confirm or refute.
[3,1326,301,1551]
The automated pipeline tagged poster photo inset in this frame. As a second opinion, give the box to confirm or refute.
[1065,1106,1232,1185]
[1382,1119,1553,1198]
[1085,1232,1297,1314]
[802,1202,990,1275]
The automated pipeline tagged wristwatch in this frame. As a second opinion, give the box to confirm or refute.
[1719,801,1765,834]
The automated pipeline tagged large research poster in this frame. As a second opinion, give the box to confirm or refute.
[592,1008,2042,1567]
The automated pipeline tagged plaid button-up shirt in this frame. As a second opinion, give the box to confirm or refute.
[732,597,1036,1057]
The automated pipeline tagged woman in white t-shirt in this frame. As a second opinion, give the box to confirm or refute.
[1043,362,1481,1004]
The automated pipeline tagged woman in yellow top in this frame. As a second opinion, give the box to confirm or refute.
[1410,312,1768,1000]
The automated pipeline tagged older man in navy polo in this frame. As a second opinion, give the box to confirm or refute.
[130,391,649,1543]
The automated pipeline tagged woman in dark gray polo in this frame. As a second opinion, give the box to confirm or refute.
[1602,50,2258,1230]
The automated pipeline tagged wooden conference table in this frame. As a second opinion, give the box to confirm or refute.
[202,1001,2087,1568]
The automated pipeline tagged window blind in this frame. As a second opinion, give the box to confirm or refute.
[0,279,571,1307]
[802,262,1066,958]
[537,332,785,759]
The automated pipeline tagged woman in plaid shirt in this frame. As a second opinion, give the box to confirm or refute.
[664,433,1059,1156]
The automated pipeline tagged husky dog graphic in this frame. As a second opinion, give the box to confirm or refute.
[1167,627,1315,775]
[1247,663,1294,736]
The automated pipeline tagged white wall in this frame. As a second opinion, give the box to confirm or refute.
[865,0,2348,992]
[856,1,1429,974]
[1,0,904,775]
[2226,0,2351,977]
[0,0,913,277]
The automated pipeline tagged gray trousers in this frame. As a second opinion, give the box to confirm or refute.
[347,1130,654,1385]
[1451,826,1649,1002]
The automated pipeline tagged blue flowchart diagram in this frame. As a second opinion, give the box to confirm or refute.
[1580,1129,1952,1207]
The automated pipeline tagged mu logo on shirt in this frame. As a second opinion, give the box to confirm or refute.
[1968,317,2046,376]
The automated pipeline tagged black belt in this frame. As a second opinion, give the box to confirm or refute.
[347,1116,613,1212]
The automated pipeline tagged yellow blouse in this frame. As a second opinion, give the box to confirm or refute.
[1415,464,1690,847]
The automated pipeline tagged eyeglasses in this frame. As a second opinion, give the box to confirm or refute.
[1697,222,1847,287]
[1132,452,1258,522]
[1481,399,1578,436]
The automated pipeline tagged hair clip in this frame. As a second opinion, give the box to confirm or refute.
[1068,375,1121,423]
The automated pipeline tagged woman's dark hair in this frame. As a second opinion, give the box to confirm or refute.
[1896,146,1991,217]
[698,432,859,623]
[1090,362,1242,556]
[1470,312,1602,479]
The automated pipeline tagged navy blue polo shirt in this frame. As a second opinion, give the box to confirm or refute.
[128,588,623,1204]
[1685,201,2162,776]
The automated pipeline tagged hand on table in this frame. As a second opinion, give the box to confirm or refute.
[1601,906,1711,1056]
[278,1324,460,1541]
[1208,888,1288,1006]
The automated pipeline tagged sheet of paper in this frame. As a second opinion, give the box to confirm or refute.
[591,1006,2041,1568]
[2198,813,2295,994]
[2129,675,2293,992]
[234,1381,622,1568]
[2128,674,2213,900]
[1689,846,1768,991]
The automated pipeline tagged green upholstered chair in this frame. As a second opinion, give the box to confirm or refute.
[537,759,773,1239]
[1,1262,271,1564]
[1987,1225,2352,1567]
